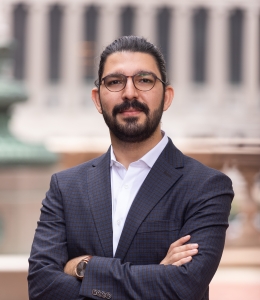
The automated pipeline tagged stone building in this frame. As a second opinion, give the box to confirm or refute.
[0,0,259,152]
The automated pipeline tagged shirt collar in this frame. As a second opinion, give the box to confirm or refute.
[110,131,168,168]
[110,148,118,167]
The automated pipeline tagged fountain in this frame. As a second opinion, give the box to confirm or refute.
[0,42,56,165]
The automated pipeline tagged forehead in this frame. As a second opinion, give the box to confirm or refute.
[102,51,160,77]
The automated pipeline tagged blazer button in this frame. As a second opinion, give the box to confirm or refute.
[106,292,112,299]
[92,289,98,296]
[97,290,102,297]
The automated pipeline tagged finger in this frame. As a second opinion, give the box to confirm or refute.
[170,243,199,255]
[161,248,198,265]
[177,248,198,259]
[169,235,191,249]
[170,248,198,263]
[173,256,192,267]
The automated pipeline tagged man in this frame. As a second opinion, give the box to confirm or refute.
[28,36,234,300]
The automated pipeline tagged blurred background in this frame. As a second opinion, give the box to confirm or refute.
[0,0,260,299]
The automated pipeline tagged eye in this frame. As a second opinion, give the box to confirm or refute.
[135,73,155,85]
[140,78,151,83]
[105,75,125,87]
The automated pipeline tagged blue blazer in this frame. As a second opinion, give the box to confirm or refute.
[28,139,234,300]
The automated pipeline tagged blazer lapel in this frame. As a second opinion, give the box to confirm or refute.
[87,149,113,258]
[114,140,184,260]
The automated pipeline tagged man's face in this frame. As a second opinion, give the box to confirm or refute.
[92,51,173,143]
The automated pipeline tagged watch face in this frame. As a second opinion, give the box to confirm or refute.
[76,261,87,278]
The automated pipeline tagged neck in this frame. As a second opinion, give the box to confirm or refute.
[110,127,163,169]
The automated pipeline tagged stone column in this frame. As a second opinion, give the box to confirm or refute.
[96,5,121,54]
[208,6,229,105]
[61,3,84,110]
[134,4,157,45]
[171,6,192,101]
[167,6,175,83]
[26,3,48,108]
[243,6,260,108]
[94,4,121,85]
[0,1,13,44]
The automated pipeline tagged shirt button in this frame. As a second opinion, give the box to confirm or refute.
[117,220,121,226]
[124,184,129,189]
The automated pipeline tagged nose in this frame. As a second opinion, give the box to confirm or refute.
[121,76,139,100]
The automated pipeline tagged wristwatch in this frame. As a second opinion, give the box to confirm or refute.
[75,256,92,279]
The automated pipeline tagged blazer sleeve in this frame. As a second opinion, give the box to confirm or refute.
[28,174,89,300]
[79,173,233,300]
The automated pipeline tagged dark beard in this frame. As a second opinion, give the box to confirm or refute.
[101,98,164,143]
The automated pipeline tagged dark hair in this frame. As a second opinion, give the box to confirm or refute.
[96,36,169,88]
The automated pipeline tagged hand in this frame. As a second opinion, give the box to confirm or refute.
[64,255,88,277]
[160,235,198,266]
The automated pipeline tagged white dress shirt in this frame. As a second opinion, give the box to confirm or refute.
[110,132,169,255]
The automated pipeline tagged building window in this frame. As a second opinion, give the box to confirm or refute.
[229,9,244,84]
[121,6,135,36]
[157,7,171,70]
[83,5,98,80]
[192,8,208,83]
[13,3,28,80]
[48,4,63,82]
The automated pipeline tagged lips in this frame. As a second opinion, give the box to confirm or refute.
[120,108,142,114]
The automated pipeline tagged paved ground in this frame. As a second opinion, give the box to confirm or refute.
[210,267,260,300]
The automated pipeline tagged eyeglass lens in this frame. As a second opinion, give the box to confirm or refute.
[104,73,156,92]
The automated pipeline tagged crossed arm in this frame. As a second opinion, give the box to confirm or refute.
[28,172,233,300]
[64,235,199,277]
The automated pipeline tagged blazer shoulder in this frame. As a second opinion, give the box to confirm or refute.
[182,153,233,188]
[54,151,108,180]
[166,139,227,178]
[183,153,222,174]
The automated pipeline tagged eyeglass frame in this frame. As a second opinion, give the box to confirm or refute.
[94,71,167,92]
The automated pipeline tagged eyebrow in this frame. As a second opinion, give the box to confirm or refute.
[105,70,155,77]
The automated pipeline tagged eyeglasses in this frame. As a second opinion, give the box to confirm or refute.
[95,72,166,92]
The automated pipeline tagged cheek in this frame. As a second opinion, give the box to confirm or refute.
[102,100,113,110]
[99,96,116,114]
[146,92,164,110]
[100,90,124,108]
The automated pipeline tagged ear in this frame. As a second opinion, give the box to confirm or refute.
[92,87,103,114]
[163,85,174,111]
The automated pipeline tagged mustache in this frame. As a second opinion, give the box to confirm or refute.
[112,99,150,117]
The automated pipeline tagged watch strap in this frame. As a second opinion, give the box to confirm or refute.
[75,255,92,279]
